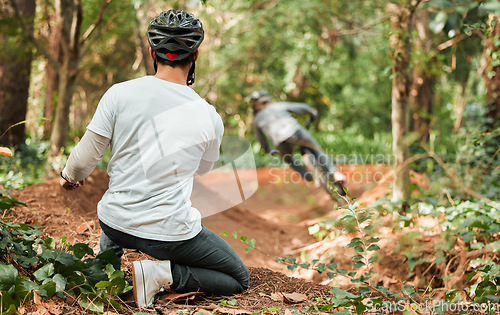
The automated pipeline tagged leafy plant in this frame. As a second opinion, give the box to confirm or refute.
[277,201,404,314]
[0,192,131,313]
[221,231,256,252]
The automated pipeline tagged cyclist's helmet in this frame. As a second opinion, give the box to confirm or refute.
[147,10,204,85]
[248,91,271,106]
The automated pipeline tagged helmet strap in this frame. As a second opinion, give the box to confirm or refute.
[187,55,196,86]
[153,59,158,73]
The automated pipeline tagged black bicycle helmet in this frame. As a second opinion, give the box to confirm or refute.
[147,9,204,85]
[248,91,271,105]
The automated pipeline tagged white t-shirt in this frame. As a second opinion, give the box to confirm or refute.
[87,76,224,241]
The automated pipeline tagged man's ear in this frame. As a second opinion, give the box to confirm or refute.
[193,50,199,62]
[149,47,156,61]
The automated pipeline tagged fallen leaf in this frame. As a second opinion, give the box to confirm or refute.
[45,300,62,315]
[76,221,92,234]
[270,292,283,302]
[158,291,203,303]
[215,307,252,315]
[0,147,13,156]
[282,292,307,304]
[193,309,213,315]
[33,290,42,305]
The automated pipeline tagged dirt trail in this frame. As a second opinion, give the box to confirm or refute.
[10,165,391,279]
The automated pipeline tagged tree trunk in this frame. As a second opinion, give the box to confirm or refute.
[0,0,35,148]
[389,2,413,203]
[134,5,154,75]
[43,10,62,140]
[48,0,82,158]
[484,14,500,129]
[410,10,435,143]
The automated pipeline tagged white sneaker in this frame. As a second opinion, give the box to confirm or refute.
[132,260,173,308]
[333,171,346,183]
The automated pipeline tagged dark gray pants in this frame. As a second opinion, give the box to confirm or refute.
[99,221,249,295]
[277,127,336,180]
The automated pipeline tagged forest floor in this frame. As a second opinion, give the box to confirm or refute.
[7,165,457,315]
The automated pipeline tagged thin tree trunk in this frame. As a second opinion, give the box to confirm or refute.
[389,2,414,203]
[410,10,435,144]
[134,5,154,75]
[484,14,500,129]
[43,11,62,140]
[0,0,35,148]
[48,0,82,158]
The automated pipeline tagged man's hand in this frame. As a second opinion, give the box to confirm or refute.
[59,178,84,191]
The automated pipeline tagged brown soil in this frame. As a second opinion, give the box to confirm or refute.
[7,165,402,314]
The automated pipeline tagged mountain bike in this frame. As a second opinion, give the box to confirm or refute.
[300,118,348,202]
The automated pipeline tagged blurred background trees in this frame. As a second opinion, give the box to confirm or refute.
[0,0,498,200]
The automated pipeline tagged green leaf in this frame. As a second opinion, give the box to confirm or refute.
[52,273,67,298]
[21,280,40,293]
[69,243,94,259]
[327,263,337,270]
[95,280,111,289]
[78,294,105,313]
[40,249,77,267]
[337,269,348,275]
[96,249,121,267]
[367,244,380,251]
[353,261,366,268]
[82,261,107,286]
[34,263,55,282]
[330,287,358,299]
[359,286,370,295]
[0,264,18,291]
[354,246,365,253]
[40,281,56,298]
[352,255,364,260]
[366,237,380,244]
[347,238,361,248]
[479,1,500,15]
[314,263,326,273]
[368,256,378,264]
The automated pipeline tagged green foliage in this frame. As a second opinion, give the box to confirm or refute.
[197,0,392,141]
[221,231,256,252]
[277,201,401,314]
[0,192,131,313]
[220,298,237,306]
[0,140,49,189]
[280,193,500,313]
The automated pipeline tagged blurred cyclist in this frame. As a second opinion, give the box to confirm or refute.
[60,9,249,308]
[249,91,346,196]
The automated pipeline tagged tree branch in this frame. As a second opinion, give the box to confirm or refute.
[8,0,60,70]
[80,0,113,46]
[421,145,498,207]
[79,11,120,59]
